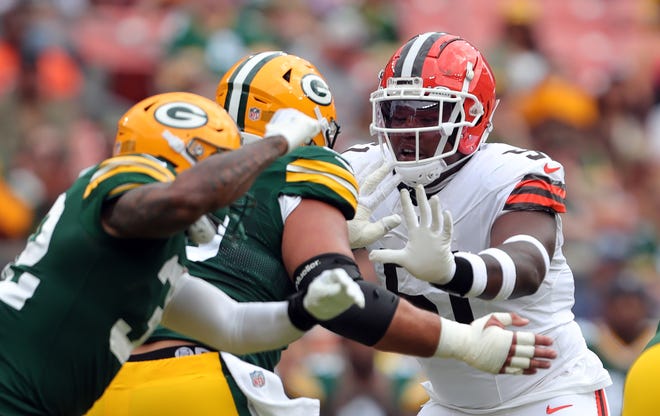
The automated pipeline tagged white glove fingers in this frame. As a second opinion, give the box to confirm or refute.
[362,161,394,194]
[357,159,383,184]
[264,108,321,150]
[337,273,365,308]
[304,269,364,320]
[373,166,400,201]
[429,196,442,233]
[399,188,418,228]
[368,248,403,265]
[441,209,453,242]
[414,184,431,228]
[380,214,401,233]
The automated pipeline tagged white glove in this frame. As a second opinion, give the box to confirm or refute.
[347,160,402,249]
[264,108,321,152]
[187,215,216,245]
[303,268,365,320]
[368,184,455,284]
[436,313,536,374]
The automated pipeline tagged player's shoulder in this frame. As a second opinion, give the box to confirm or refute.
[288,145,353,169]
[90,153,176,181]
[340,142,381,171]
[474,143,565,183]
[273,146,358,219]
[81,153,176,201]
[274,145,356,182]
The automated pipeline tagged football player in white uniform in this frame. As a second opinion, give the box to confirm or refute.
[343,32,612,416]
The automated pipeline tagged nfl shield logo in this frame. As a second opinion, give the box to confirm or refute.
[248,107,261,121]
[250,370,266,388]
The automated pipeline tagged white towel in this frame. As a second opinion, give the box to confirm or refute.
[220,352,320,416]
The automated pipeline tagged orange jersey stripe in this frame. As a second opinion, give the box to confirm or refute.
[595,389,609,416]
[513,178,566,198]
[505,175,567,213]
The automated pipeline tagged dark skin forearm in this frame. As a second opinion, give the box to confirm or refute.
[372,299,440,357]
[479,210,557,299]
[103,137,289,239]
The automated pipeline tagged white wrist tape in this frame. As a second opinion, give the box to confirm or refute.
[503,234,551,275]
[454,252,488,298]
[435,317,469,359]
[479,248,516,300]
[435,315,515,374]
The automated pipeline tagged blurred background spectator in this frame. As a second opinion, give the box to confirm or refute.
[579,276,657,415]
[1,1,659,414]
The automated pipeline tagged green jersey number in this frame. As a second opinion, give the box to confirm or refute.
[0,193,183,363]
[0,194,65,309]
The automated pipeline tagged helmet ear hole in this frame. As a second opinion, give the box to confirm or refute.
[282,69,292,82]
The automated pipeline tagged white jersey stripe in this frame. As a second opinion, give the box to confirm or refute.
[225,51,282,121]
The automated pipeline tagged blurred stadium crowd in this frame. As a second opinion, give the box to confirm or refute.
[1,0,659,414]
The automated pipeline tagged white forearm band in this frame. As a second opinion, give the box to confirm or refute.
[479,247,516,300]
[503,234,551,276]
[455,252,488,298]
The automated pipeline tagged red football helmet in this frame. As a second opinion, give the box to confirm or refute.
[371,32,498,186]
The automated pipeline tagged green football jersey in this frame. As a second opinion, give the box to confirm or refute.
[0,154,187,416]
[150,146,358,370]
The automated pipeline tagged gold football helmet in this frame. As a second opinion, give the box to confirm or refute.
[114,92,241,173]
[216,51,340,148]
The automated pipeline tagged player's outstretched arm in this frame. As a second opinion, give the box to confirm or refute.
[103,109,320,240]
[160,271,363,354]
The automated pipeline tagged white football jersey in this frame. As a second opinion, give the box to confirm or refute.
[342,142,611,413]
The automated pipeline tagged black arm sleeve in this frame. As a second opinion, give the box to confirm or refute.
[291,253,400,346]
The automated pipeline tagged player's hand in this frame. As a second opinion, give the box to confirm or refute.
[303,268,365,320]
[186,215,216,244]
[435,312,556,375]
[368,184,455,284]
[264,108,321,152]
[347,160,402,248]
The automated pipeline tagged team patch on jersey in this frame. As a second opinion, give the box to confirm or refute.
[286,159,358,209]
[84,155,175,199]
[504,174,566,213]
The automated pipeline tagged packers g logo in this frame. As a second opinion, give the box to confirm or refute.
[301,74,332,106]
[154,102,208,129]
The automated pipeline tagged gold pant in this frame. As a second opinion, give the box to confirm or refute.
[86,352,240,416]
[622,343,660,416]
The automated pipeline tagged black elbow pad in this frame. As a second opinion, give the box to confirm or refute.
[292,253,399,346]
[321,279,399,346]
